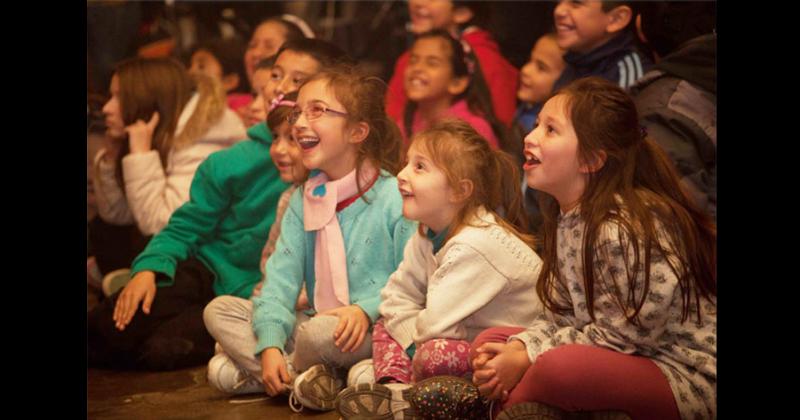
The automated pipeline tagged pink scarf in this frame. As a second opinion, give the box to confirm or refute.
[303,163,378,312]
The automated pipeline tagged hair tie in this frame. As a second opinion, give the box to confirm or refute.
[459,38,476,75]
[268,93,295,112]
[281,14,316,38]
[639,125,648,139]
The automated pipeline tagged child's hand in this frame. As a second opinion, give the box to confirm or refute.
[471,351,500,399]
[112,271,157,331]
[319,305,369,353]
[260,348,291,396]
[294,287,309,311]
[474,340,531,400]
[126,112,159,154]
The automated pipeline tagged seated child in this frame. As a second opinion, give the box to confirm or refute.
[471,77,716,420]
[203,66,417,414]
[335,119,543,420]
[87,39,348,372]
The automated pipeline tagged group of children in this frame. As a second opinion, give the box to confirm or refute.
[88,1,716,419]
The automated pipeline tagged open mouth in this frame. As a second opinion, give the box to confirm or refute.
[275,160,293,170]
[296,136,320,150]
[407,76,428,89]
[523,151,541,170]
[399,188,414,198]
[556,23,574,34]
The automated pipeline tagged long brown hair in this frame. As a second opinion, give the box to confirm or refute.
[411,119,534,248]
[306,65,404,195]
[536,77,716,324]
[113,57,210,185]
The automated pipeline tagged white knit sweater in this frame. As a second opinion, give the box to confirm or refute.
[379,207,544,348]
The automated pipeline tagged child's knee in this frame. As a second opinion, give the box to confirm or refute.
[294,315,338,352]
[528,345,587,390]
[202,296,230,334]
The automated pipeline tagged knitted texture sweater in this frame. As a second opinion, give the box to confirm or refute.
[252,171,418,354]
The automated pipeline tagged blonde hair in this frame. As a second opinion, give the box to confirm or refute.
[113,57,226,183]
[411,119,534,248]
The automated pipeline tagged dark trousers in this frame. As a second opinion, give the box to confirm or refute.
[87,257,217,371]
[88,217,150,275]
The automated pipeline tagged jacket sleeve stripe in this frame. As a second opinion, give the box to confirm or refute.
[623,55,636,88]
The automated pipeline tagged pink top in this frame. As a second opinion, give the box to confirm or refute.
[386,28,519,128]
[396,99,500,150]
[227,93,253,114]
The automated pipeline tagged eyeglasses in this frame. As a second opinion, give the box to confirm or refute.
[287,103,348,125]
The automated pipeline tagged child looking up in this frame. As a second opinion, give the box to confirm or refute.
[335,119,543,420]
[514,33,566,235]
[400,29,507,153]
[205,66,417,413]
[470,77,716,420]
[88,39,348,372]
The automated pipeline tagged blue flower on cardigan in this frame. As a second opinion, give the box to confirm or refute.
[313,184,326,197]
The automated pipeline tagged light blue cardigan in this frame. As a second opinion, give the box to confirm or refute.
[252,170,417,354]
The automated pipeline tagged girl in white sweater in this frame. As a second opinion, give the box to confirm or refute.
[90,57,245,278]
[336,119,543,419]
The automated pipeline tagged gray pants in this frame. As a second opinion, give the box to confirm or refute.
[203,295,372,380]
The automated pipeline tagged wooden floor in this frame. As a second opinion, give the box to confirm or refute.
[87,366,341,420]
[87,289,339,419]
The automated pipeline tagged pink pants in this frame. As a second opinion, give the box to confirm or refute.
[372,320,472,384]
[470,327,681,420]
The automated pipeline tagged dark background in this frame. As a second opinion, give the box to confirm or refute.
[87,1,556,98]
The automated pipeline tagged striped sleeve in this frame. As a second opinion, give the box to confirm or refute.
[616,53,645,90]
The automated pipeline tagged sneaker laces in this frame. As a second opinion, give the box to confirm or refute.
[232,373,262,392]
[286,383,303,413]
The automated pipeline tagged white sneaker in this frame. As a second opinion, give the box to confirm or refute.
[335,382,420,419]
[102,268,132,297]
[347,358,375,387]
[288,364,343,412]
[207,353,264,395]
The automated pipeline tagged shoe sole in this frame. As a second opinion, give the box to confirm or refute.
[336,383,421,420]
[296,364,341,411]
[410,376,487,420]
[496,402,568,420]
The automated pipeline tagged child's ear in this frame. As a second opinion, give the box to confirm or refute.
[447,76,470,96]
[579,150,607,174]
[452,6,474,26]
[605,5,633,34]
[348,121,370,144]
[449,179,474,203]
[221,73,240,93]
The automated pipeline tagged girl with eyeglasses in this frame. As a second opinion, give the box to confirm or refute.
[89,40,348,372]
[211,65,417,413]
